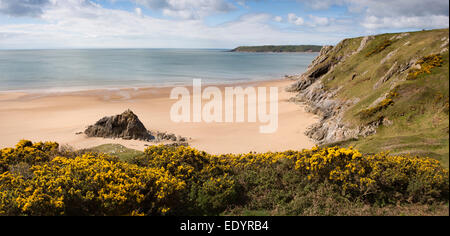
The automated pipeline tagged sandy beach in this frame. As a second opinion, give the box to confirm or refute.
[0,79,318,154]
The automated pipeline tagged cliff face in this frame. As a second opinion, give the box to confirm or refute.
[288,42,383,144]
[288,29,449,165]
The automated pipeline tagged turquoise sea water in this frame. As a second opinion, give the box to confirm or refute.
[0,49,317,92]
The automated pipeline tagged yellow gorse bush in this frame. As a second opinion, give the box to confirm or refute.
[360,98,394,118]
[137,145,240,214]
[136,145,448,205]
[359,88,399,119]
[0,141,448,216]
[407,53,444,80]
[293,146,448,202]
[0,140,59,172]
[0,143,185,216]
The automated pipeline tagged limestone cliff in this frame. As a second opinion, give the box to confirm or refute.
[288,28,449,163]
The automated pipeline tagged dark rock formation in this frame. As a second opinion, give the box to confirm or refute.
[85,110,189,143]
[286,46,335,93]
[85,109,152,141]
[150,131,187,143]
[309,61,332,79]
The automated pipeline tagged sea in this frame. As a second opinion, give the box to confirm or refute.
[0,49,317,92]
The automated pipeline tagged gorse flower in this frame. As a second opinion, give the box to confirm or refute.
[407,54,444,80]
[0,142,184,216]
[0,140,448,216]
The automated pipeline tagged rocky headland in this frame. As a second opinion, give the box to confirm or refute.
[287,28,449,162]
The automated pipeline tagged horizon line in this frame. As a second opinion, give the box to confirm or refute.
[0,45,325,51]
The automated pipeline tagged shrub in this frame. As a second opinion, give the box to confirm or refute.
[359,89,399,119]
[360,98,394,119]
[294,147,449,204]
[0,140,59,173]
[131,145,240,215]
[0,141,448,216]
[0,142,185,216]
[366,39,393,57]
[407,54,443,80]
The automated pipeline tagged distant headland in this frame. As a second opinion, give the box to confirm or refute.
[230,45,322,53]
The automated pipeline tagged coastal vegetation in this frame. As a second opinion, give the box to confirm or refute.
[0,140,448,216]
[1,29,449,217]
[231,45,322,53]
[407,54,444,80]
[359,89,399,119]
[365,39,394,57]
[289,28,449,167]
[87,144,143,162]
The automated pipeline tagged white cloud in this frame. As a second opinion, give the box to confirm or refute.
[298,0,449,17]
[0,2,342,49]
[2,0,447,49]
[0,0,51,17]
[288,13,304,25]
[346,0,449,18]
[135,0,236,19]
[362,15,450,30]
[299,0,342,10]
[308,15,329,26]
[135,7,142,17]
[273,16,282,22]
[297,0,449,30]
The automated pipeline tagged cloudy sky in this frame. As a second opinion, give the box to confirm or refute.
[0,0,448,49]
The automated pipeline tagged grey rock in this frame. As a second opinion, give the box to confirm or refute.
[380,48,398,65]
[84,109,152,141]
[374,62,398,89]
[288,38,387,145]
[355,36,373,54]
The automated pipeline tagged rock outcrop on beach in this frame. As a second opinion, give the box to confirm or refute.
[85,109,152,141]
[85,109,188,143]
[288,28,449,160]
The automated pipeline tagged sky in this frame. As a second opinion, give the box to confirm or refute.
[0,0,449,49]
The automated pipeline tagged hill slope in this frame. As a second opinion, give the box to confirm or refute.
[288,28,449,167]
[231,45,322,53]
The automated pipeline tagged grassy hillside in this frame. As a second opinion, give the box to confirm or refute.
[298,29,449,167]
[231,45,322,53]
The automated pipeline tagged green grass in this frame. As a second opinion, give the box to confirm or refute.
[349,51,449,167]
[87,144,143,162]
[314,28,449,167]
